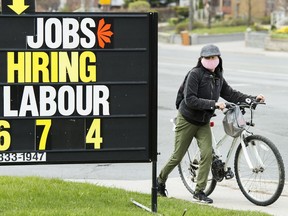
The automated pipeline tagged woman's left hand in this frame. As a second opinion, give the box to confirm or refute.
[256,94,265,102]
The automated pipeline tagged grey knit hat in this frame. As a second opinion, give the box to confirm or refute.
[200,44,221,57]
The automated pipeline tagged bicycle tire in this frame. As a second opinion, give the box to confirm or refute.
[178,139,217,196]
[234,135,285,206]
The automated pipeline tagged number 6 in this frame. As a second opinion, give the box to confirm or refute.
[0,120,11,151]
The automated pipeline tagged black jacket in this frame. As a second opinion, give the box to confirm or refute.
[178,66,254,125]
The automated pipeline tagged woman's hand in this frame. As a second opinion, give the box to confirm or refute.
[215,102,226,111]
[256,94,265,102]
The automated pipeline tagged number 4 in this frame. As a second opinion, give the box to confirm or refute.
[86,119,103,149]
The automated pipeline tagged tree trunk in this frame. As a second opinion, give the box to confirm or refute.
[248,0,252,26]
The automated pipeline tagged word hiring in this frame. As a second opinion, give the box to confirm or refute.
[27,17,99,49]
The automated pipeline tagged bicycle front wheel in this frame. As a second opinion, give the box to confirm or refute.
[178,138,217,196]
[234,135,285,206]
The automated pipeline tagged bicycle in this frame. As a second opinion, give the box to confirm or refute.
[176,100,285,206]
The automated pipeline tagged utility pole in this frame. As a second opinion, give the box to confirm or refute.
[248,0,252,26]
[188,0,194,31]
[206,0,212,28]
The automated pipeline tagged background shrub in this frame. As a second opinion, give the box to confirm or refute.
[128,0,150,12]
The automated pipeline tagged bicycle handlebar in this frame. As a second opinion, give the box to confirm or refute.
[223,99,265,127]
[225,98,265,110]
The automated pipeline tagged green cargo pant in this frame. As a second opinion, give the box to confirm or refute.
[158,112,213,194]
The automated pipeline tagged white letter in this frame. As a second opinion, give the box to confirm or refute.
[58,86,75,116]
[27,18,44,49]
[80,18,96,48]
[76,85,93,116]
[45,18,62,49]
[39,86,57,116]
[63,18,79,49]
[19,86,39,117]
[3,86,18,117]
[93,85,110,115]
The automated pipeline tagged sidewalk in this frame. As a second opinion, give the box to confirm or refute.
[67,177,288,216]
[158,40,288,58]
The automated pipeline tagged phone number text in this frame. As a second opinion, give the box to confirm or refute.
[0,152,46,163]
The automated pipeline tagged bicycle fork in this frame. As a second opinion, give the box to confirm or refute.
[240,131,265,172]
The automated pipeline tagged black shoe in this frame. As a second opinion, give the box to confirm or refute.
[193,191,213,204]
[157,179,168,197]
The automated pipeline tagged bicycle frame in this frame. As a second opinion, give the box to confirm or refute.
[211,126,236,171]
[211,125,264,172]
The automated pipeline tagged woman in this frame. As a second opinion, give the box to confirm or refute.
[157,44,265,203]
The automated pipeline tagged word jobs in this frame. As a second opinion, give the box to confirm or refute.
[27,17,98,49]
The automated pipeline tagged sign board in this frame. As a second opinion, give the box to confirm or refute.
[0,1,158,165]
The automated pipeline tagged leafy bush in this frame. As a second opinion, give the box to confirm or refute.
[175,19,205,33]
[192,20,206,29]
[259,16,271,25]
[275,26,288,34]
[166,7,188,25]
[156,7,177,22]
[168,17,180,25]
[175,21,188,33]
[175,6,189,19]
[252,23,270,32]
[128,0,150,12]
[214,17,248,27]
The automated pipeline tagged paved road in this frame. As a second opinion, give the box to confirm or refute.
[1,41,288,215]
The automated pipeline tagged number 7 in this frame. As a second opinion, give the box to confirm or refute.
[36,119,51,150]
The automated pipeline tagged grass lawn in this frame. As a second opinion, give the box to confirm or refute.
[190,25,248,35]
[0,176,271,216]
[270,33,288,39]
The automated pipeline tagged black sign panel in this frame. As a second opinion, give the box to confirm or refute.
[0,12,158,165]
[2,0,35,15]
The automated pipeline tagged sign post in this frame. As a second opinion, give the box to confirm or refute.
[0,0,158,212]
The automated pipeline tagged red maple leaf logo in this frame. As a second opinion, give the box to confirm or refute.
[97,18,113,48]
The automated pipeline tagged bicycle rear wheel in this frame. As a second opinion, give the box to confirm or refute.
[234,135,285,206]
[178,139,217,196]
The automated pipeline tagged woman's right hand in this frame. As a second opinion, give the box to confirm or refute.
[215,102,226,111]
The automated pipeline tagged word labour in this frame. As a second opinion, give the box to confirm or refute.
[3,85,110,117]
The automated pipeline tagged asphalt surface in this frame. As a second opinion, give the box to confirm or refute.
[70,41,288,216]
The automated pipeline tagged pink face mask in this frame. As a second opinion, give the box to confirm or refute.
[201,57,220,71]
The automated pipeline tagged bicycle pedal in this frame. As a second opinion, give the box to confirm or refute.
[225,168,234,180]
[191,160,199,170]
